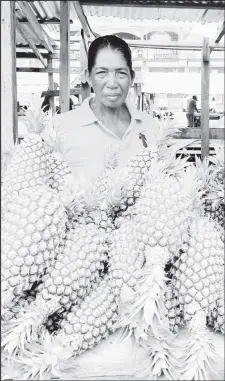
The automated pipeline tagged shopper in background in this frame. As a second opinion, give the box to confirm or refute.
[186,95,198,128]
[210,97,216,113]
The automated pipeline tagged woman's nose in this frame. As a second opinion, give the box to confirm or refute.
[106,73,118,87]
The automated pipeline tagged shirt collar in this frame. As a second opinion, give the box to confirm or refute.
[79,96,144,126]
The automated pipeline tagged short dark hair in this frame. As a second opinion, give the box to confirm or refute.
[88,35,134,78]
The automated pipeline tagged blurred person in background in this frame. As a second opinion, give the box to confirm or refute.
[186,95,198,128]
[210,97,216,113]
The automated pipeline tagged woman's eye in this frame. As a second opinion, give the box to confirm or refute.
[117,71,127,77]
[96,71,107,76]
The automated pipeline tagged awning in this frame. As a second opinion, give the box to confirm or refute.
[142,72,224,94]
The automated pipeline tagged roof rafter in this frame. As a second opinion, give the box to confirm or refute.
[17,1,54,53]
[72,1,98,38]
[215,21,225,43]
[16,19,47,68]
[79,0,225,10]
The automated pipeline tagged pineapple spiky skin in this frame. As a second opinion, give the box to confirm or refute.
[37,223,107,306]
[173,216,224,324]
[164,285,183,334]
[112,147,159,221]
[1,185,66,312]
[133,169,198,257]
[48,152,71,192]
[208,285,224,335]
[2,223,108,354]
[15,277,118,380]
[109,220,145,299]
[1,136,51,207]
[204,199,225,228]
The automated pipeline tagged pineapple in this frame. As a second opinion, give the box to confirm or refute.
[2,103,50,196]
[109,219,145,300]
[172,215,224,324]
[2,223,107,355]
[195,155,224,229]
[1,186,66,315]
[134,329,182,380]
[110,122,182,224]
[180,307,220,380]
[214,288,224,335]
[83,145,119,234]
[115,161,203,378]
[41,120,72,192]
[164,284,183,334]
[111,146,159,220]
[15,276,118,380]
[208,284,224,335]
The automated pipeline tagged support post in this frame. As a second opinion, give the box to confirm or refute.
[47,58,55,116]
[201,37,210,161]
[1,1,18,146]
[60,1,70,113]
[80,35,90,101]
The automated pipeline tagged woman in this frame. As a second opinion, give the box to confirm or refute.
[54,35,159,182]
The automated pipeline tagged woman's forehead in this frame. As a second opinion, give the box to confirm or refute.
[94,47,128,69]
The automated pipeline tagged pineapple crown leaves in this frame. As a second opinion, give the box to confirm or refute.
[151,119,181,147]
[58,174,87,210]
[22,97,50,136]
[195,155,217,191]
[41,118,64,154]
[210,143,224,167]
[143,153,192,187]
[102,144,120,170]
[16,330,81,380]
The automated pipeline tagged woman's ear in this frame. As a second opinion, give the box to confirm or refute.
[84,68,92,87]
[131,69,135,85]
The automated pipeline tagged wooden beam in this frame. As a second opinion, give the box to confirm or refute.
[80,37,90,101]
[16,38,225,51]
[16,52,80,60]
[215,22,225,43]
[201,38,210,161]
[177,128,224,140]
[17,1,54,53]
[41,89,82,98]
[19,18,73,24]
[72,1,90,38]
[201,9,208,22]
[72,1,98,38]
[17,67,80,74]
[60,1,70,113]
[16,51,225,63]
[16,20,47,68]
[78,1,225,9]
[127,39,225,51]
[1,1,18,147]
[47,58,55,116]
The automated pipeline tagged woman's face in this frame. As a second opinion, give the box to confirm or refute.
[88,47,134,108]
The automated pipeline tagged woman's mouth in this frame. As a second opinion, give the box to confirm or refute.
[106,94,120,101]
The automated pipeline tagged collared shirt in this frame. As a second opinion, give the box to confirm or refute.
[54,96,159,183]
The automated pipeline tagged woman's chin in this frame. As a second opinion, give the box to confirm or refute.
[102,98,123,108]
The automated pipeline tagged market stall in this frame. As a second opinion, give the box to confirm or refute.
[1,3,225,380]
[1,0,225,159]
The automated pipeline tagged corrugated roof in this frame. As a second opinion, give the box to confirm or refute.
[16,1,224,24]
[15,1,224,47]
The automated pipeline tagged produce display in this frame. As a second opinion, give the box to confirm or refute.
[1,104,224,380]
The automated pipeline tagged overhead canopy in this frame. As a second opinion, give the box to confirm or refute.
[142,72,225,94]
[16,1,225,23]
[15,1,224,43]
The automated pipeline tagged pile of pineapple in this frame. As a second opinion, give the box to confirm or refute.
[1,103,224,381]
